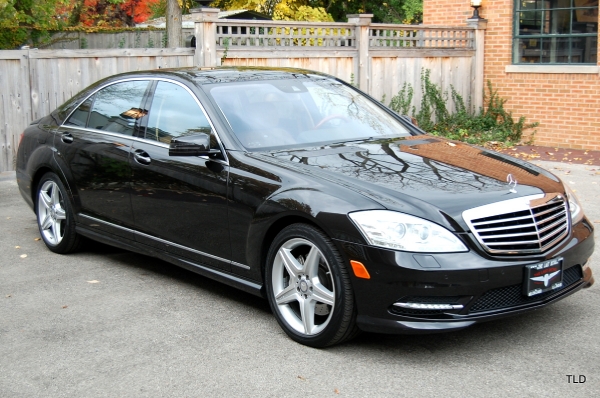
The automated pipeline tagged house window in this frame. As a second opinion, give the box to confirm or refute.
[513,0,598,64]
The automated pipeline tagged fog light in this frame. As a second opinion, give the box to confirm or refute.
[394,302,464,310]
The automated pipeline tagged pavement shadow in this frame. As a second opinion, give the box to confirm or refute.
[76,239,271,314]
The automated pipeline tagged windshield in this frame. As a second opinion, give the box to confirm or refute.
[207,78,412,151]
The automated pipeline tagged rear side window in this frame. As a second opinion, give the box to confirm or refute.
[144,81,211,144]
[87,80,149,135]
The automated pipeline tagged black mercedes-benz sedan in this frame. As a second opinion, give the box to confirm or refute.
[16,67,594,347]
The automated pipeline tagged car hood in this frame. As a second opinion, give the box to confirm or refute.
[266,136,565,231]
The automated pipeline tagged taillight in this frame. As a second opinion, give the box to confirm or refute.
[18,132,24,146]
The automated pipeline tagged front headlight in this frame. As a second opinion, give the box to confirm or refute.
[564,184,583,224]
[349,210,468,253]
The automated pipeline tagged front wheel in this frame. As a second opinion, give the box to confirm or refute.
[36,172,82,254]
[265,224,359,347]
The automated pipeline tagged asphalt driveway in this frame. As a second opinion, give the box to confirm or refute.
[1,160,599,397]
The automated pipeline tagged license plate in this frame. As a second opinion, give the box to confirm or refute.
[523,257,563,297]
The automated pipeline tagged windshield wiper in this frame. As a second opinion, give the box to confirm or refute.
[331,137,373,145]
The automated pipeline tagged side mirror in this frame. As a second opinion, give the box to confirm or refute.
[169,133,219,157]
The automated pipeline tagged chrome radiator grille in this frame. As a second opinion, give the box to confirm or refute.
[463,194,569,255]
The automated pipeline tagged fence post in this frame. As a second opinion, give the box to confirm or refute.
[191,7,219,67]
[347,14,373,91]
[466,18,487,111]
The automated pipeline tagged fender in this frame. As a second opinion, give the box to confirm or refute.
[244,186,384,280]
[50,145,82,216]
[19,144,56,211]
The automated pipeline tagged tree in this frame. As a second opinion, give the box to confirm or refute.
[166,0,182,47]
[0,0,69,48]
[313,0,422,23]
[273,1,333,21]
[76,0,131,27]
[121,0,160,24]
[71,0,159,27]
[212,0,333,22]
[212,0,422,23]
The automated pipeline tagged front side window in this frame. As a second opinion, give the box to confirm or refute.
[513,0,598,64]
[144,81,212,144]
[87,80,149,135]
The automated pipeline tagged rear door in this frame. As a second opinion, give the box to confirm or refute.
[129,80,232,271]
[55,79,151,239]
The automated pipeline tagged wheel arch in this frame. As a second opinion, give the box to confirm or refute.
[30,155,78,215]
[31,167,54,210]
[248,187,379,286]
[257,213,326,285]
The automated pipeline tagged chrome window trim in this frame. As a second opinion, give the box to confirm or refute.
[80,214,249,269]
[59,125,139,142]
[60,76,229,165]
[462,194,570,255]
[60,126,228,166]
[61,77,151,133]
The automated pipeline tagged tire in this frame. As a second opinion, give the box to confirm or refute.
[36,172,82,254]
[265,224,360,347]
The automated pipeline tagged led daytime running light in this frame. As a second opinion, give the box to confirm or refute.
[394,302,464,310]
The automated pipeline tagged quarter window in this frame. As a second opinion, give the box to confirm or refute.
[65,96,93,127]
[513,0,598,64]
[145,81,212,144]
[87,80,149,135]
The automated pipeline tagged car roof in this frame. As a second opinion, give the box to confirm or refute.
[112,66,333,86]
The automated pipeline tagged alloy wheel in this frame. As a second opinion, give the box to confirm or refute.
[271,237,335,336]
[37,180,67,246]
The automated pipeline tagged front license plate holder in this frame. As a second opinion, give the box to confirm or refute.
[523,257,563,297]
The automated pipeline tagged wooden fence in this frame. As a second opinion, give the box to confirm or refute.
[196,10,482,125]
[43,29,195,50]
[0,11,484,172]
[0,48,194,172]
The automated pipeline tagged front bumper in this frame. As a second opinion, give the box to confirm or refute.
[335,218,595,334]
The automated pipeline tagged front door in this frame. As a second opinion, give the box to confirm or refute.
[129,80,231,271]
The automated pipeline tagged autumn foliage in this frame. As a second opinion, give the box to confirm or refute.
[121,0,160,24]
[76,0,160,27]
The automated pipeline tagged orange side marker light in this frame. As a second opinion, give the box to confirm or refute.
[350,260,371,279]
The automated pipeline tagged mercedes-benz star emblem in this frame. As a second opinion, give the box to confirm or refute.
[507,174,518,193]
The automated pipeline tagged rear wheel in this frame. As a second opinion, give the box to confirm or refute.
[36,172,82,254]
[265,224,359,347]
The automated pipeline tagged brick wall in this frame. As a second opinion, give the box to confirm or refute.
[423,0,600,150]
[424,0,475,26]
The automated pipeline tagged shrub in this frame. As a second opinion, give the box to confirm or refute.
[388,69,538,147]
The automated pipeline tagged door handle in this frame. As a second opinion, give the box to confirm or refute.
[133,149,151,165]
[61,132,74,144]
